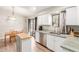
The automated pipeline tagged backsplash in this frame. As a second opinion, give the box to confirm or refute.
[41,25,62,34]
[66,25,79,33]
[42,25,51,31]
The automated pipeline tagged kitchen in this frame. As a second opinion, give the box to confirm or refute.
[0,6,79,52]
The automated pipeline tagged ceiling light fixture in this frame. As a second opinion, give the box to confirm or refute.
[8,6,16,20]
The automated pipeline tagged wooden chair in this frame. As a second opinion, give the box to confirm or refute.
[4,31,23,46]
[10,31,17,42]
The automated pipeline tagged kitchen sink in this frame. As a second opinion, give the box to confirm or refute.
[49,32,69,38]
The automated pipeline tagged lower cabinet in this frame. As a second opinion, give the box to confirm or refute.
[54,37,66,52]
[35,32,66,52]
[47,35,55,51]
[47,34,66,52]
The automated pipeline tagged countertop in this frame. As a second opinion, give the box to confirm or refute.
[36,30,69,38]
[36,30,51,33]
[61,37,79,52]
[17,33,32,39]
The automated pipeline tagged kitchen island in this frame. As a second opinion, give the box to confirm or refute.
[35,30,79,52]
[16,33,33,52]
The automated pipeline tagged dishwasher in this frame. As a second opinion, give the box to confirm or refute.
[39,32,47,46]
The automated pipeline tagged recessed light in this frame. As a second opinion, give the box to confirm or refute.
[31,7,36,11]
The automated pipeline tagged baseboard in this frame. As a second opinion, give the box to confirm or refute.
[36,41,54,52]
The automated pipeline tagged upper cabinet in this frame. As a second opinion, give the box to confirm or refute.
[76,7,79,25]
[66,7,78,25]
[37,14,52,25]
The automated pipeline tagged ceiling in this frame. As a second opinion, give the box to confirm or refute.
[0,6,56,17]
[21,6,53,12]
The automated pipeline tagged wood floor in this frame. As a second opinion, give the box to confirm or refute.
[0,39,51,52]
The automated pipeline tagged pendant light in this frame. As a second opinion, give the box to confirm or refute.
[8,6,16,20]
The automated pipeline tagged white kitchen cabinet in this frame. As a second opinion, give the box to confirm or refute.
[76,7,79,25]
[66,7,77,25]
[37,14,52,25]
[35,32,40,43]
[37,16,42,25]
[54,36,66,52]
[42,14,52,25]
[46,34,66,52]
[47,34,55,51]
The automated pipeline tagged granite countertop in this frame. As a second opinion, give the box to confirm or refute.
[61,37,79,52]
[36,30,69,38]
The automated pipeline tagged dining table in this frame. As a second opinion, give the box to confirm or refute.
[4,31,23,46]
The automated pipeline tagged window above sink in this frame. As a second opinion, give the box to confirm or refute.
[52,14,60,27]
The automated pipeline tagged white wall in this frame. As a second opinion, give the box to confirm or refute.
[0,15,27,39]
[23,18,28,33]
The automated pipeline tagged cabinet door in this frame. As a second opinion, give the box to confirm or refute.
[37,16,42,25]
[42,14,52,25]
[35,32,40,42]
[76,7,79,25]
[47,35,55,51]
[54,37,66,52]
[66,7,77,25]
[42,15,48,25]
[22,39,31,52]
[48,15,52,25]
[37,15,45,25]
[37,14,52,25]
